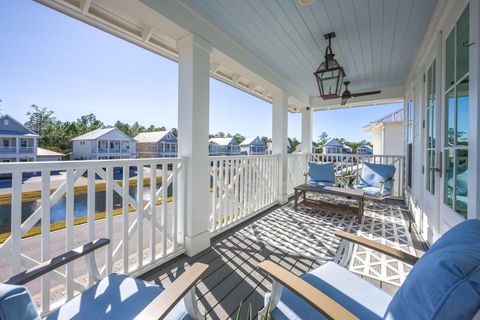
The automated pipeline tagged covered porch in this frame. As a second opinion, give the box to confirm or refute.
[1,0,480,318]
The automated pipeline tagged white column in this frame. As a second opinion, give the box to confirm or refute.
[33,138,37,161]
[301,107,313,154]
[468,0,480,219]
[177,33,211,256]
[15,137,19,154]
[272,89,289,204]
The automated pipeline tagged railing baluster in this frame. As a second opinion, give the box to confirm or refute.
[161,163,168,256]
[136,165,144,269]
[218,160,223,229]
[106,166,113,275]
[65,168,74,300]
[172,163,178,249]
[11,171,22,276]
[41,170,51,314]
[122,165,129,274]
[150,164,157,262]
[211,160,217,231]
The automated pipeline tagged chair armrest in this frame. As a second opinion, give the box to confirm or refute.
[335,231,418,265]
[258,260,357,320]
[4,238,110,285]
[135,263,209,320]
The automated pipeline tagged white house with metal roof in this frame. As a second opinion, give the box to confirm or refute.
[134,131,178,158]
[357,145,373,155]
[208,137,240,156]
[322,138,350,154]
[36,147,65,161]
[71,127,136,160]
[240,137,266,155]
[0,115,38,162]
[364,109,404,156]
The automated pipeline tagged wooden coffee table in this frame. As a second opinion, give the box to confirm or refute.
[294,184,365,220]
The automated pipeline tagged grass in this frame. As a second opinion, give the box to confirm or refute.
[0,175,162,205]
[0,196,173,244]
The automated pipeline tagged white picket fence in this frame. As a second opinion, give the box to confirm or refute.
[311,153,405,198]
[209,155,279,235]
[0,158,185,314]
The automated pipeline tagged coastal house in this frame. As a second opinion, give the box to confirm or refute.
[267,141,292,154]
[71,127,136,160]
[134,131,178,158]
[322,138,350,154]
[36,147,65,161]
[357,145,373,155]
[4,1,480,318]
[208,137,240,156]
[240,136,266,155]
[364,109,404,155]
[0,115,38,162]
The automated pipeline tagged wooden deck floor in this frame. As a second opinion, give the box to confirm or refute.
[140,198,427,319]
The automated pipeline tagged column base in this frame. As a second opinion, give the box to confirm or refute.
[278,194,289,205]
[185,230,211,257]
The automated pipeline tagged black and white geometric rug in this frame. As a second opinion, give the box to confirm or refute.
[242,196,415,286]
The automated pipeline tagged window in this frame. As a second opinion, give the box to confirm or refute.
[425,60,436,194]
[3,119,8,125]
[406,98,414,188]
[20,139,27,148]
[444,5,469,218]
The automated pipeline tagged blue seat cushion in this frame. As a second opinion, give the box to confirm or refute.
[307,181,335,187]
[308,162,335,184]
[268,262,392,320]
[359,163,395,190]
[384,219,480,320]
[352,185,390,198]
[47,274,190,320]
[0,284,39,320]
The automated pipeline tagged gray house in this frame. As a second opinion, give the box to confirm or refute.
[240,137,266,155]
[134,131,178,158]
[0,115,38,162]
[209,138,240,156]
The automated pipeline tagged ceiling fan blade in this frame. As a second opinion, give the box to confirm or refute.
[341,96,348,106]
[351,90,381,97]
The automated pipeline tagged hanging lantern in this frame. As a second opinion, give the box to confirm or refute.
[314,32,345,99]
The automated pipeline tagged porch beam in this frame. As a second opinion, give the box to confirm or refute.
[272,89,289,204]
[301,108,313,154]
[310,85,405,110]
[177,33,212,256]
[469,0,480,219]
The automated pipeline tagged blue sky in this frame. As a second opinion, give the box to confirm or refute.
[0,0,402,142]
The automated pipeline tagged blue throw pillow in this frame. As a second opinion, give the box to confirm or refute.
[308,162,335,184]
[0,284,39,320]
[360,163,396,189]
[384,220,480,320]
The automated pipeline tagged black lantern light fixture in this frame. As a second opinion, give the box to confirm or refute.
[314,32,345,99]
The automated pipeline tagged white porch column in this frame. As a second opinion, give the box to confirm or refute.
[468,0,480,219]
[177,33,211,256]
[15,137,19,154]
[33,138,37,161]
[301,107,313,154]
[272,89,289,204]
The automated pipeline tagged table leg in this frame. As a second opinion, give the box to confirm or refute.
[294,189,298,211]
[358,197,364,220]
[303,190,306,202]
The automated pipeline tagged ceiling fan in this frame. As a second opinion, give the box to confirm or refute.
[339,81,381,106]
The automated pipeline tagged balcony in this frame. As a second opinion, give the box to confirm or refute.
[96,148,131,154]
[0,147,16,154]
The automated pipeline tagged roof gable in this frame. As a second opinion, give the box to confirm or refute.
[134,131,177,143]
[0,115,38,136]
[323,138,343,147]
[240,136,265,146]
[209,137,238,146]
[71,127,132,141]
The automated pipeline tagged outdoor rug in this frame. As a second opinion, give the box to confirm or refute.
[241,195,415,286]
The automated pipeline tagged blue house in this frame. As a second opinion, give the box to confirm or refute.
[209,137,240,156]
[0,114,38,162]
[357,144,373,155]
[240,137,266,155]
[322,138,349,154]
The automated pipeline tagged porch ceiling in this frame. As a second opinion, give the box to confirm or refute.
[178,0,437,98]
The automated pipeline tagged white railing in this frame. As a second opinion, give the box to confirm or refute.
[19,147,35,154]
[287,153,309,196]
[0,158,185,315]
[311,153,405,198]
[209,155,278,235]
[0,147,17,154]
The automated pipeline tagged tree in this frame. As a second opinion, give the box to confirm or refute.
[171,128,178,137]
[232,133,246,144]
[25,105,55,136]
[288,137,300,152]
[260,136,271,145]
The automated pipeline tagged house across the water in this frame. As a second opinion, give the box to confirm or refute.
[0,115,38,162]
[240,136,266,155]
[357,145,373,155]
[37,147,65,161]
[208,137,240,156]
[322,138,350,154]
[71,127,136,160]
[134,131,178,158]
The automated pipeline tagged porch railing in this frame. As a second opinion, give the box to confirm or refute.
[287,153,309,196]
[311,153,405,198]
[209,155,278,235]
[0,147,17,154]
[0,158,185,315]
[19,147,35,154]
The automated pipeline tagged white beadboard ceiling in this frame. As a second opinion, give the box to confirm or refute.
[179,0,437,97]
